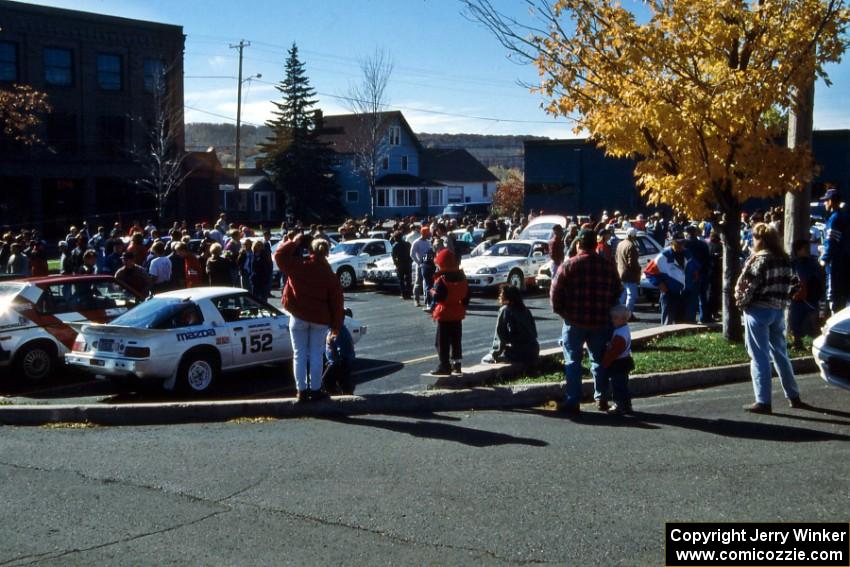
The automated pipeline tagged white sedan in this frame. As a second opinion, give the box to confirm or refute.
[813,307,850,392]
[65,287,367,395]
[328,239,392,291]
[461,240,550,291]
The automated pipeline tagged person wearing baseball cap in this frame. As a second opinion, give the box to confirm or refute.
[411,225,434,308]
[644,230,701,325]
[819,187,850,313]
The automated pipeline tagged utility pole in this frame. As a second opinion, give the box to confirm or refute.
[784,69,816,255]
[230,39,250,195]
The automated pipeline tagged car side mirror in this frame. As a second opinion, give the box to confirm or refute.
[359,252,369,257]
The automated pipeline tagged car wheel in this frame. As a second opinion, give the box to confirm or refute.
[177,351,219,395]
[15,341,57,384]
[338,267,356,291]
[508,270,525,291]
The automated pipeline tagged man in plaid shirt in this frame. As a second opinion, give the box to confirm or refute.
[551,229,623,415]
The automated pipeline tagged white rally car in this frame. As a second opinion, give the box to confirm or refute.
[813,307,850,392]
[328,239,392,291]
[461,240,550,291]
[0,275,142,383]
[65,287,367,394]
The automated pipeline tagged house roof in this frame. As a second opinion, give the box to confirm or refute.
[320,111,422,154]
[376,174,444,187]
[420,148,498,183]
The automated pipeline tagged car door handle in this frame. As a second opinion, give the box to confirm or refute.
[233,327,243,332]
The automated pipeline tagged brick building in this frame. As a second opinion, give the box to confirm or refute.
[0,1,187,237]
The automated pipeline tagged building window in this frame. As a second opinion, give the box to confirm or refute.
[429,188,444,207]
[401,155,408,172]
[482,182,488,197]
[45,112,77,154]
[346,191,359,203]
[381,157,389,170]
[144,58,165,93]
[0,42,18,82]
[97,54,122,91]
[98,116,126,157]
[447,186,464,204]
[376,188,389,207]
[388,126,401,145]
[393,188,418,207]
[44,47,73,86]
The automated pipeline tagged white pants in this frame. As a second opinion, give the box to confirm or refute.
[289,315,328,392]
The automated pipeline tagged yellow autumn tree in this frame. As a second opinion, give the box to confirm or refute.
[0,84,50,144]
[465,0,849,340]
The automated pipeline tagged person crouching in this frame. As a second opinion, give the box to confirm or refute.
[430,249,470,376]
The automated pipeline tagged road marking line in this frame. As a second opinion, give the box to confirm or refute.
[400,354,438,365]
[352,362,406,376]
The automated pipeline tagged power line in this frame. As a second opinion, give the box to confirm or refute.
[184,105,262,127]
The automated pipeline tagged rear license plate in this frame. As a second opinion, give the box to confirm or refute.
[89,359,105,367]
[98,339,114,352]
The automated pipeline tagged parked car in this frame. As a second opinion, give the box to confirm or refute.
[813,307,850,392]
[66,287,367,395]
[365,238,478,290]
[441,202,491,221]
[328,239,393,291]
[0,275,143,383]
[518,215,570,241]
[461,240,550,292]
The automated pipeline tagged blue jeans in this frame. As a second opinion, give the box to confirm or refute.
[620,282,638,314]
[289,316,329,392]
[660,290,681,325]
[561,322,610,406]
[697,279,712,323]
[743,306,800,405]
[789,300,817,339]
[609,369,630,407]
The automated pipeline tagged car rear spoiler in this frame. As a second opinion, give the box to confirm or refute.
[67,322,167,338]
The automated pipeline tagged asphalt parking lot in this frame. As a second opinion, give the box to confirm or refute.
[0,285,662,404]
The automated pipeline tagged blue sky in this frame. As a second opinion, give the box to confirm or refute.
[17,0,850,138]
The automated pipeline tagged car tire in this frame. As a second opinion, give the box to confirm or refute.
[14,341,57,385]
[508,270,525,291]
[338,267,356,291]
[177,351,220,395]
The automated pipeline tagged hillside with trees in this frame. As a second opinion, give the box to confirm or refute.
[185,123,548,170]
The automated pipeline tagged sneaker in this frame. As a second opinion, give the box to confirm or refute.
[422,307,433,313]
[607,404,627,416]
[414,300,421,307]
[745,402,772,414]
[787,397,806,409]
[431,366,452,376]
[452,361,462,374]
[296,390,310,403]
[595,400,610,412]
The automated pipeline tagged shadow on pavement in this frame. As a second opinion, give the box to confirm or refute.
[520,407,850,442]
[351,359,405,386]
[326,415,549,448]
[766,411,850,428]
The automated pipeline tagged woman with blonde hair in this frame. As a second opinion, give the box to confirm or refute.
[735,223,803,414]
[274,234,343,402]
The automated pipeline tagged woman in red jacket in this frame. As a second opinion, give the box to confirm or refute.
[274,233,344,401]
[430,249,470,376]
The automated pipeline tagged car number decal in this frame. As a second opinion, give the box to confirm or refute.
[240,333,272,354]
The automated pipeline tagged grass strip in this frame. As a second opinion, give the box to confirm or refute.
[503,332,814,385]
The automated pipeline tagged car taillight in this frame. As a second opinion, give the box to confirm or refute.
[123,346,150,358]
[72,336,87,352]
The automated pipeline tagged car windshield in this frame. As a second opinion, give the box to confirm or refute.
[484,242,531,257]
[445,205,464,213]
[331,242,365,256]
[111,298,196,329]
[520,223,557,240]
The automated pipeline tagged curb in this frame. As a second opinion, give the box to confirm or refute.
[0,358,817,426]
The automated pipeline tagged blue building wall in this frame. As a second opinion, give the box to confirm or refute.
[525,131,850,216]
[524,140,639,216]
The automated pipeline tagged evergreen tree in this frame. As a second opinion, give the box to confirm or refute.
[260,43,344,222]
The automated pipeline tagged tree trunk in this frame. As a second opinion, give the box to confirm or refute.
[784,75,815,254]
[369,184,376,218]
[720,201,743,342]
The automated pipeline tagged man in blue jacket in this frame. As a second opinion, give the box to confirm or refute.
[644,232,701,325]
[820,188,850,314]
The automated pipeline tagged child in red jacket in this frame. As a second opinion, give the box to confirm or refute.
[430,249,470,375]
